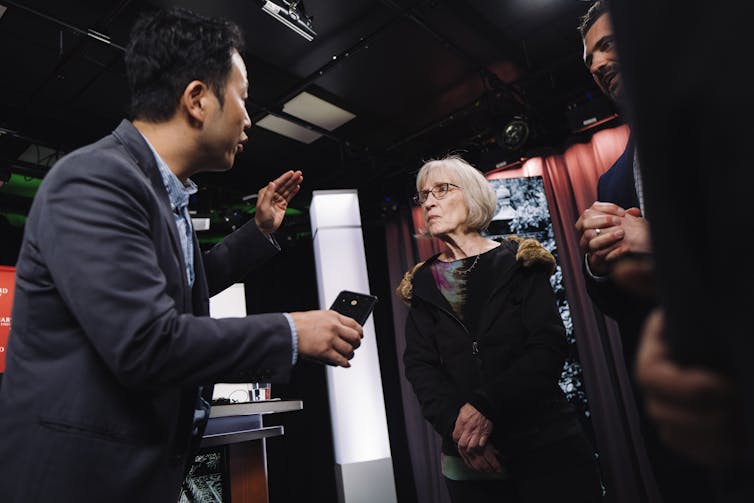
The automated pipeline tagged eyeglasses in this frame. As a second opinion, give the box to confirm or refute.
[412,182,462,205]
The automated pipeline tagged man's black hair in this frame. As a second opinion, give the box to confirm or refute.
[125,7,244,122]
[578,0,609,38]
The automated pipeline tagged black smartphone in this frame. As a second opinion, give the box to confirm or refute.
[329,290,378,325]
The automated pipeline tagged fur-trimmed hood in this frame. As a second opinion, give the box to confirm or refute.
[394,235,555,305]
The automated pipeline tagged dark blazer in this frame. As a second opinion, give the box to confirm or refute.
[596,137,640,211]
[585,137,654,368]
[399,238,582,459]
[0,120,294,502]
[585,137,716,502]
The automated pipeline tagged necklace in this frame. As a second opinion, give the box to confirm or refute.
[455,253,480,275]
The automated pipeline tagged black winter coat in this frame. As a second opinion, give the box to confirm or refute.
[398,237,583,458]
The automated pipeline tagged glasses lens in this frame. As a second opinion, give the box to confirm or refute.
[435,183,449,199]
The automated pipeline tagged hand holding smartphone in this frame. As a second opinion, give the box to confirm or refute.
[329,290,378,326]
[300,290,377,367]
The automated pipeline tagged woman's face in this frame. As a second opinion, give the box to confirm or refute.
[419,170,468,239]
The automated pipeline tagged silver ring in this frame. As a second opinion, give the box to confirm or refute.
[595,228,601,236]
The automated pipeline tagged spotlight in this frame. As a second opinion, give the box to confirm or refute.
[258,0,316,41]
[498,116,530,151]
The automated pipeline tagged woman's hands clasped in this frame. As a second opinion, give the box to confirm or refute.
[453,403,503,473]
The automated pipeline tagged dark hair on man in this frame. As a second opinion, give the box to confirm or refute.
[125,8,244,122]
[578,0,609,38]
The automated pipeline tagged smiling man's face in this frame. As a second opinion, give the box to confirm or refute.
[583,12,623,105]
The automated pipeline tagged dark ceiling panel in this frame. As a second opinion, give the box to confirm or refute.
[0,0,615,216]
[315,18,476,118]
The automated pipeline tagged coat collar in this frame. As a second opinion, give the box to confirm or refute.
[408,240,518,312]
[395,236,556,306]
[112,119,160,180]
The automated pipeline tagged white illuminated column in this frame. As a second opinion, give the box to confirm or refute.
[309,190,397,503]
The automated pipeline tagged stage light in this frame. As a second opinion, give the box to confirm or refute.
[499,116,530,151]
[258,0,316,42]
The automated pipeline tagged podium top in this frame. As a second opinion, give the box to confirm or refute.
[209,399,303,418]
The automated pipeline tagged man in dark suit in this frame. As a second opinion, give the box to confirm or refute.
[0,8,362,502]
[574,0,653,370]
[573,2,715,502]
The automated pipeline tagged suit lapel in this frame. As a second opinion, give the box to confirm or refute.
[191,230,209,316]
[112,120,191,309]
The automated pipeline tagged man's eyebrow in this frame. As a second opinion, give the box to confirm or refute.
[596,34,614,50]
[584,34,614,67]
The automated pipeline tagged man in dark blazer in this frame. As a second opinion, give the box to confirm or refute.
[0,8,362,502]
[574,2,715,502]
[574,1,653,369]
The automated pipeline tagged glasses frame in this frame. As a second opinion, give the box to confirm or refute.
[413,182,463,205]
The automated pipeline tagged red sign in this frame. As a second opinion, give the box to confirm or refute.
[0,266,15,373]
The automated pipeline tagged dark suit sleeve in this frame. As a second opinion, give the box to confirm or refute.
[202,221,280,297]
[34,152,293,388]
[584,142,652,346]
[583,258,631,319]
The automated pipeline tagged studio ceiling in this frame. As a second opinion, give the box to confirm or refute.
[0,0,617,227]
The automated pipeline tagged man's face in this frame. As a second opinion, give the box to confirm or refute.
[200,50,252,172]
[583,13,623,105]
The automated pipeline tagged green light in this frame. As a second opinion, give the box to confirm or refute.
[2,174,42,199]
[227,203,303,216]
[198,235,226,245]
[1,213,27,227]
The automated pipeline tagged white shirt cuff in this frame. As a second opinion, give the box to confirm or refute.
[282,312,298,365]
[584,253,609,282]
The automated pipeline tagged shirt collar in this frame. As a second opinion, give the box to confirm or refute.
[139,133,198,212]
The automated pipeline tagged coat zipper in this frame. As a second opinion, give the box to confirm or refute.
[425,298,483,372]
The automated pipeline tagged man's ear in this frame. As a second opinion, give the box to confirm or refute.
[182,80,209,127]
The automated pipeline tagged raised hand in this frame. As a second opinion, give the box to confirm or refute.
[254,170,303,236]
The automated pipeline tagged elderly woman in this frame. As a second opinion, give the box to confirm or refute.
[396,155,602,502]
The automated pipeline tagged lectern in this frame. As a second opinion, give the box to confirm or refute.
[183,400,303,503]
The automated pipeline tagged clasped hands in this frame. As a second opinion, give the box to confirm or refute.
[575,201,652,276]
[452,403,503,473]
